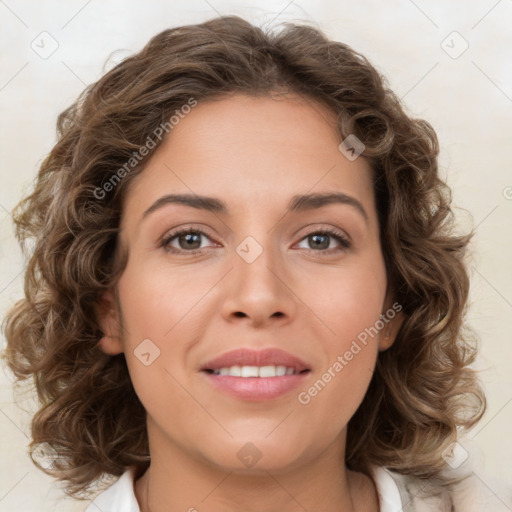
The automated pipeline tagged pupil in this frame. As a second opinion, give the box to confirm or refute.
[311,234,328,250]
[181,233,200,249]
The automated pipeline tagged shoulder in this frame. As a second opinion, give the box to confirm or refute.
[376,465,512,512]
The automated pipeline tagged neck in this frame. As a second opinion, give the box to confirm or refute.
[134,420,379,512]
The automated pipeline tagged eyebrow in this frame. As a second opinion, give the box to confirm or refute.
[142,192,368,222]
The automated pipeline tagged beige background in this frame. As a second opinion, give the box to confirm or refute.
[1,1,511,510]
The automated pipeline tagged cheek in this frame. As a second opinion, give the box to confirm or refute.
[117,256,213,340]
[302,258,387,342]
[295,310,380,443]
[294,257,385,414]
[114,258,214,411]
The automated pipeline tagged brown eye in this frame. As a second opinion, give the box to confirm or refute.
[161,229,214,254]
[296,229,351,253]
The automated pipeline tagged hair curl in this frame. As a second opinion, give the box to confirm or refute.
[2,14,485,497]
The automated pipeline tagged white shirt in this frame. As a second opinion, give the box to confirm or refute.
[84,465,403,512]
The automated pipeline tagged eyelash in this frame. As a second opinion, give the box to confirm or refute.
[160,226,351,255]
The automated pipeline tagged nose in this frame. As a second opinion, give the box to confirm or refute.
[220,237,298,328]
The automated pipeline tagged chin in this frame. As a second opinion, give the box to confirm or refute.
[200,436,314,474]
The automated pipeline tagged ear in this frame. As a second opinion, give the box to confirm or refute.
[378,289,405,352]
[95,288,124,355]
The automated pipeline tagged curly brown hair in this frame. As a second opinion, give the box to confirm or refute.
[2,14,485,498]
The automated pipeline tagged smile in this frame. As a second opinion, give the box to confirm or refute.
[204,365,309,377]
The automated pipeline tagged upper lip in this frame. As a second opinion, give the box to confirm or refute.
[200,348,311,373]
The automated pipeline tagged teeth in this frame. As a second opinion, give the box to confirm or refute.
[241,366,259,377]
[228,365,241,377]
[210,365,300,377]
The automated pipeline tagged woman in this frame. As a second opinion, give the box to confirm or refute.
[3,14,505,512]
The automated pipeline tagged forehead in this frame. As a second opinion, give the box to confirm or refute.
[121,94,376,227]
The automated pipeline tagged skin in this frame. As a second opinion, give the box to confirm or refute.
[97,93,403,512]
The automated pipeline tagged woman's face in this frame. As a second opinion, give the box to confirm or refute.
[98,93,399,472]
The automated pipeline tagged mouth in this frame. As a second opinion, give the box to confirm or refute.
[203,365,310,377]
[200,347,311,373]
[200,348,312,401]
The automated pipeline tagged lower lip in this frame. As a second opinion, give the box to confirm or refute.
[202,371,310,401]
